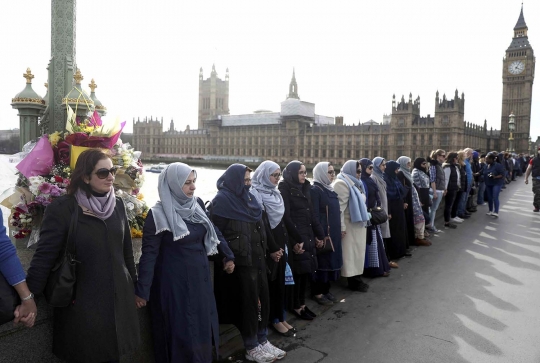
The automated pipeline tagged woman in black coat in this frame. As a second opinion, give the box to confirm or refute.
[278,161,325,321]
[310,162,342,305]
[211,164,286,362]
[250,160,297,337]
[135,163,235,363]
[27,149,140,363]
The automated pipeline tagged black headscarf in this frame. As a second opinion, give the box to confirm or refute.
[413,157,427,173]
[359,158,380,205]
[211,163,262,223]
[282,160,304,189]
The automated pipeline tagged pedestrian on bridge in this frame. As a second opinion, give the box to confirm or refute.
[524,147,540,212]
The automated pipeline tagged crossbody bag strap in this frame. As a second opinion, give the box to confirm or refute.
[66,197,79,261]
[325,205,330,237]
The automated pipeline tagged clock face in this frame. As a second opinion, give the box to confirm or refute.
[508,60,525,75]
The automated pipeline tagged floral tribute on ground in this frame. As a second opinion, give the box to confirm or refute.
[1,107,148,246]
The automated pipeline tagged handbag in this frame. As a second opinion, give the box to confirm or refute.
[369,205,388,226]
[0,272,20,325]
[44,198,80,307]
[317,205,335,254]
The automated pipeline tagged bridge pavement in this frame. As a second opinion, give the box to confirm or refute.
[255,179,540,363]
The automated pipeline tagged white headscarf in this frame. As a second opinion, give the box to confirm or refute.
[397,156,413,184]
[151,162,219,255]
[250,160,285,229]
[312,162,334,191]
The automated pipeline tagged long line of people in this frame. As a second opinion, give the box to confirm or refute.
[1,147,533,363]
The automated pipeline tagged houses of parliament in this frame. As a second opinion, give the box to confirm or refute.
[132,7,534,166]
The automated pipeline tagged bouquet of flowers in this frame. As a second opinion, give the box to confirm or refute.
[2,108,147,245]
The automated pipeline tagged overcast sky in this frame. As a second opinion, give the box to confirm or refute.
[1,0,538,141]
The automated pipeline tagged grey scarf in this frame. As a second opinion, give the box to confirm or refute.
[312,162,334,192]
[151,163,219,256]
[250,160,284,229]
[75,187,116,220]
[397,156,413,184]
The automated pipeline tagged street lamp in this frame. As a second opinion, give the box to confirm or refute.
[508,112,515,152]
[529,137,533,155]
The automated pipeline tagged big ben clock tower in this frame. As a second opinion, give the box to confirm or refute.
[500,5,535,152]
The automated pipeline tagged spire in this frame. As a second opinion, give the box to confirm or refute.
[23,68,34,84]
[211,64,217,76]
[287,68,299,99]
[514,4,527,30]
[199,67,203,80]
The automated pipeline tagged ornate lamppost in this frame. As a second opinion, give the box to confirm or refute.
[508,112,515,152]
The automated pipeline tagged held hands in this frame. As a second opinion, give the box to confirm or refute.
[525,179,529,185]
[270,248,284,262]
[315,238,324,249]
[293,242,305,254]
[223,260,235,274]
[404,203,408,210]
[341,231,346,238]
[13,299,37,328]
[388,214,392,221]
[135,295,147,309]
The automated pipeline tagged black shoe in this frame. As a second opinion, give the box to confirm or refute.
[445,223,457,229]
[457,214,471,219]
[303,306,317,318]
[292,309,313,320]
[467,208,477,213]
[348,283,369,292]
[312,295,333,306]
[324,292,339,303]
[270,324,296,337]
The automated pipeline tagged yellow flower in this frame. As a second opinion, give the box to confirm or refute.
[137,193,144,200]
[49,131,62,147]
[131,227,143,238]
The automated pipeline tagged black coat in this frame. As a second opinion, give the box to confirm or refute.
[27,195,140,363]
[211,215,270,338]
[278,180,325,275]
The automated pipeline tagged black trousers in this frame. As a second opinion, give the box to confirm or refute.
[292,273,309,309]
[444,189,457,222]
[451,191,463,219]
[311,281,330,296]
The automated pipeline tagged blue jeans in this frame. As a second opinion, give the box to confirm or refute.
[477,182,486,204]
[486,184,503,213]
[242,327,268,351]
[429,190,443,228]
[457,184,471,216]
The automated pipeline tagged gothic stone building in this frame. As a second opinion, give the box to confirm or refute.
[133,68,497,166]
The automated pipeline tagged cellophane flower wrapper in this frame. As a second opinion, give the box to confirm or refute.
[16,135,55,179]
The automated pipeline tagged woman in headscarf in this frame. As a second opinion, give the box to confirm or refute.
[359,158,391,277]
[250,161,296,337]
[412,157,432,226]
[371,157,398,269]
[333,160,370,291]
[279,161,325,321]
[136,162,235,363]
[211,164,286,362]
[397,156,431,247]
[384,160,410,260]
[310,162,343,305]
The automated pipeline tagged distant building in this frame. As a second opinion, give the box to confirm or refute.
[198,65,229,130]
[133,70,498,165]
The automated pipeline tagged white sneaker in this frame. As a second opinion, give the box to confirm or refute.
[455,216,464,222]
[486,211,493,216]
[260,341,286,360]
[492,213,499,218]
[451,217,463,224]
[246,345,277,363]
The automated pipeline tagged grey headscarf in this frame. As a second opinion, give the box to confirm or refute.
[250,160,284,229]
[397,156,413,184]
[371,157,386,183]
[151,162,219,255]
[312,162,334,191]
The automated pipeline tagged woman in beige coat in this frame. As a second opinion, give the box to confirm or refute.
[333,160,371,292]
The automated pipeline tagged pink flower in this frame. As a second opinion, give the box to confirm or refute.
[38,182,53,194]
[49,185,65,197]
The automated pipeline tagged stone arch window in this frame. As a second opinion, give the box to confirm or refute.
[398,118,405,127]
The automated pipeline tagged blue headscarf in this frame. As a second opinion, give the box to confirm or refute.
[336,160,370,224]
[384,160,407,200]
[212,164,262,223]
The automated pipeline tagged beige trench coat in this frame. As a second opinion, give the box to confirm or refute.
[333,178,367,277]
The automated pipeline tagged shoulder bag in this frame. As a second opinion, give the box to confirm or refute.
[369,205,388,226]
[44,198,80,307]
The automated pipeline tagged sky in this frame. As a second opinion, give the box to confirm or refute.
[1,0,539,141]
